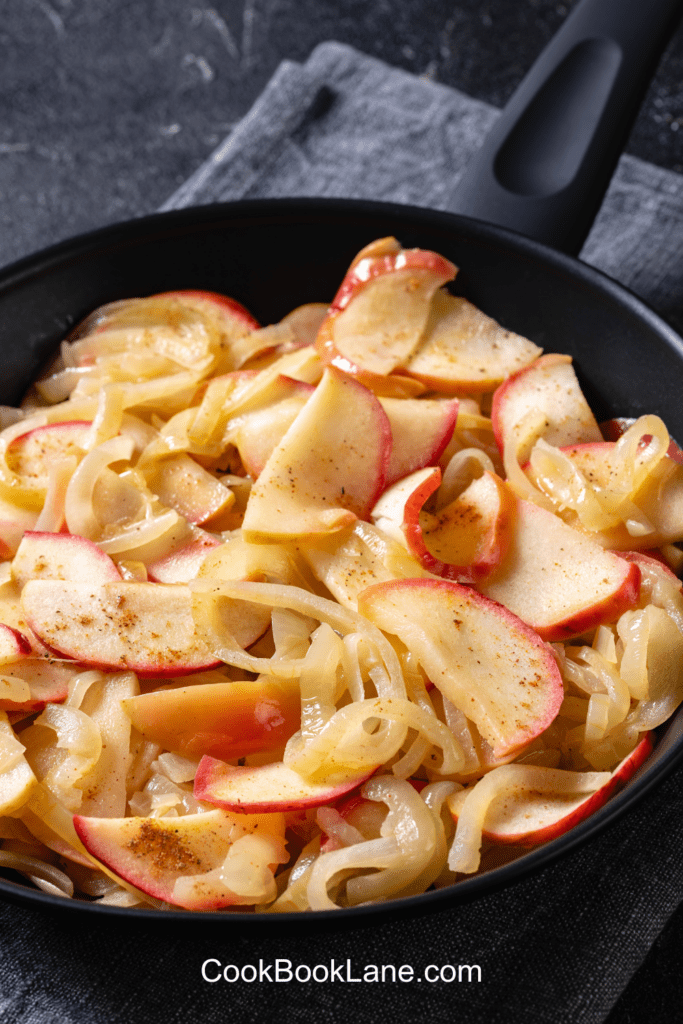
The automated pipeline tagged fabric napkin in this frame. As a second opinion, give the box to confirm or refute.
[3,41,683,1024]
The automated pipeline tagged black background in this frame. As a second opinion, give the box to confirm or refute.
[1,2,682,1020]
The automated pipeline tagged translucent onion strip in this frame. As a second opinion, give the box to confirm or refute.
[64,434,135,538]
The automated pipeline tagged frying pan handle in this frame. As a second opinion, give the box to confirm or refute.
[448,0,682,255]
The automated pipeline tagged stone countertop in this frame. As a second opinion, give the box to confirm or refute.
[0,0,681,271]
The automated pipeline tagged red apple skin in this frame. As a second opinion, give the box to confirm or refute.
[381,397,459,487]
[12,530,122,588]
[534,562,640,643]
[315,247,456,392]
[146,530,221,584]
[0,623,32,661]
[194,758,377,814]
[0,660,73,716]
[149,289,260,332]
[451,733,654,847]
[619,549,682,588]
[122,677,301,762]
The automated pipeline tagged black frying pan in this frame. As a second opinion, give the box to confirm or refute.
[0,0,682,924]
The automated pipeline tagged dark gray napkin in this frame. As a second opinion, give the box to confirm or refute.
[3,41,683,1024]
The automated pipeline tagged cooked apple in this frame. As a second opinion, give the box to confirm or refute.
[73,807,284,910]
[11,531,122,590]
[242,368,391,542]
[194,757,376,813]
[0,710,36,814]
[146,529,221,584]
[122,676,301,762]
[143,453,235,526]
[479,493,641,640]
[0,660,74,716]
[447,733,653,846]
[372,468,513,584]
[491,354,602,460]
[379,397,458,486]
[151,289,260,333]
[0,496,39,558]
[405,291,542,393]
[316,243,456,385]
[0,622,31,664]
[358,577,564,756]
[227,377,314,478]
[5,420,91,493]
[198,532,300,587]
[20,580,261,675]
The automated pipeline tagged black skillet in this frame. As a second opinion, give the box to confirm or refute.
[1,0,682,923]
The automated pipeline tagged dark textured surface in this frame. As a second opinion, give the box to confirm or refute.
[0,0,681,271]
[1,2,683,1021]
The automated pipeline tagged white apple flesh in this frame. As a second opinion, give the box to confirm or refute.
[478,493,641,641]
[194,757,376,813]
[73,807,284,910]
[242,368,391,542]
[20,580,239,675]
[405,292,542,393]
[447,733,653,845]
[11,530,122,590]
[357,577,564,757]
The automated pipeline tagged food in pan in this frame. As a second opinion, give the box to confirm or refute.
[0,236,681,912]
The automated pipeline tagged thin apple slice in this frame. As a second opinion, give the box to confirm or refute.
[73,807,284,910]
[479,493,641,640]
[0,710,36,814]
[405,292,542,393]
[20,580,271,676]
[11,531,122,590]
[122,677,301,762]
[0,497,40,558]
[379,397,458,486]
[146,528,222,584]
[0,660,74,717]
[5,421,91,491]
[372,468,514,584]
[316,243,456,384]
[0,622,32,664]
[242,368,391,542]
[194,757,376,813]
[491,354,602,459]
[447,733,653,846]
[227,376,314,478]
[143,453,234,526]
[358,577,564,757]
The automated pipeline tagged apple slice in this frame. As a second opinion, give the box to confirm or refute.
[11,531,122,590]
[479,494,641,640]
[5,421,91,491]
[379,397,458,486]
[0,710,36,814]
[143,453,234,526]
[447,733,653,846]
[194,757,375,813]
[0,623,31,664]
[491,354,602,459]
[20,580,267,676]
[146,528,221,584]
[316,242,456,385]
[0,660,74,717]
[122,677,301,762]
[0,496,40,558]
[227,377,314,478]
[242,368,391,542]
[73,807,284,910]
[405,292,542,393]
[372,468,514,584]
[357,577,564,757]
